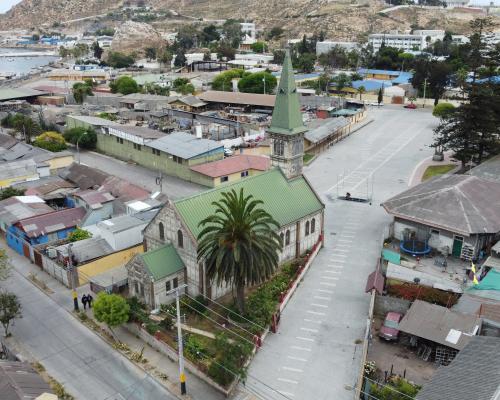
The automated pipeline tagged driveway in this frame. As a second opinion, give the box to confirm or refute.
[243,106,437,400]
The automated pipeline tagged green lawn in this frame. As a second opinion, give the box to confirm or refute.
[422,164,456,181]
[303,153,315,165]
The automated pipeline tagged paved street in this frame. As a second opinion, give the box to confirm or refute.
[244,106,437,400]
[77,150,204,200]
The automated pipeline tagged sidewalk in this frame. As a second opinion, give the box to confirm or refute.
[1,240,225,400]
[408,150,460,187]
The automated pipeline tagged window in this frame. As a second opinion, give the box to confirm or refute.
[430,229,439,235]
[159,222,164,240]
[119,138,123,144]
[311,218,315,233]
[285,230,290,246]
[134,281,139,294]
[305,221,310,236]
[166,280,171,292]
[172,155,183,164]
[177,229,183,248]
[116,137,123,144]
[220,176,229,183]
[173,277,178,288]
[280,233,284,244]
[133,143,141,151]
[241,171,249,178]
[273,139,284,156]
[152,148,160,155]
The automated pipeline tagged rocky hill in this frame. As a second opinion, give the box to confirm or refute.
[1,0,497,39]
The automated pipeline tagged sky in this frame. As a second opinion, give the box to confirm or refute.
[0,0,22,14]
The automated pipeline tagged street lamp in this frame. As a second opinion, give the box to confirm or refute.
[76,131,87,164]
[263,77,266,95]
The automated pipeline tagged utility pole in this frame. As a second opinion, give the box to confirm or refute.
[422,78,428,109]
[67,244,79,312]
[263,77,266,95]
[167,284,188,395]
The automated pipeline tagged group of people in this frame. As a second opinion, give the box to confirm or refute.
[81,293,94,310]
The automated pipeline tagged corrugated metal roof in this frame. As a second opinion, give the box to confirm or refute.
[398,300,481,351]
[141,243,184,281]
[416,336,500,400]
[17,207,86,238]
[55,237,113,263]
[190,154,270,178]
[98,214,145,233]
[0,361,53,400]
[174,168,324,239]
[383,175,500,235]
[199,90,276,107]
[147,131,223,160]
[304,117,349,144]
[0,87,48,101]
[66,115,119,127]
[108,126,165,140]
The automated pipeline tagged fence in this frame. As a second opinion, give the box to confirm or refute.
[39,252,71,287]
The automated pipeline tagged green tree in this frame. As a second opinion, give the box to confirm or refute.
[33,131,67,152]
[71,43,89,59]
[0,187,25,201]
[432,102,455,119]
[145,47,157,61]
[333,73,351,91]
[59,46,70,58]
[201,25,220,44]
[197,189,283,314]
[93,293,130,336]
[63,127,97,150]
[91,41,103,60]
[237,72,277,94]
[428,61,452,105]
[109,76,139,95]
[174,50,187,67]
[173,78,194,95]
[2,114,41,144]
[159,49,173,72]
[212,69,246,91]
[107,51,135,68]
[68,228,92,242]
[272,49,285,65]
[266,26,284,41]
[294,53,316,73]
[72,81,93,104]
[250,41,267,53]
[0,291,22,337]
[357,85,366,100]
[378,87,384,105]
[222,19,243,49]
[216,42,236,61]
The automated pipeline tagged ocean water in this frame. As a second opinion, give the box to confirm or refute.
[0,48,59,75]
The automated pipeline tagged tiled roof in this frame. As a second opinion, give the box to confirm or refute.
[17,207,86,238]
[416,336,500,400]
[141,243,184,281]
[60,163,109,189]
[382,175,500,235]
[174,168,324,240]
[190,155,270,178]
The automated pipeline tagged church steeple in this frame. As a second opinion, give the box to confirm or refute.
[268,48,307,179]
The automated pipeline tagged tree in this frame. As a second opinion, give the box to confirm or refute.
[216,42,236,61]
[0,249,11,282]
[31,34,40,42]
[378,87,384,105]
[272,49,285,65]
[238,72,277,94]
[71,43,89,59]
[172,78,195,95]
[357,85,366,100]
[107,51,135,68]
[72,81,93,104]
[222,19,243,49]
[201,25,220,44]
[59,46,70,58]
[174,50,187,67]
[176,24,201,50]
[0,187,25,201]
[0,291,22,337]
[212,69,245,91]
[266,26,284,41]
[145,47,157,61]
[91,41,103,60]
[93,293,130,336]
[68,228,92,242]
[333,73,351,92]
[250,41,267,53]
[159,49,173,72]
[109,76,139,95]
[3,114,41,144]
[428,61,452,105]
[33,131,67,152]
[432,103,455,119]
[294,53,316,73]
[63,127,97,150]
[197,189,283,314]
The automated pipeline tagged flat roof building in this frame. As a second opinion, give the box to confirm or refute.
[369,33,426,52]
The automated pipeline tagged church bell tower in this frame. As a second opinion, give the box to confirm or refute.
[268,48,308,180]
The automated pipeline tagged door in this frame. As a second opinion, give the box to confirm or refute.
[452,236,463,257]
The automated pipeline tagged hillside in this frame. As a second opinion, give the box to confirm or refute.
[1,0,497,39]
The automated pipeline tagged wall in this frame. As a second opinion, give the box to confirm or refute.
[0,173,39,189]
[41,253,71,286]
[152,271,186,308]
[78,244,143,285]
[374,295,411,317]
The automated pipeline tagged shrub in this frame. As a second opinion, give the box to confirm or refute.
[110,76,139,95]
[63,127,97,150]
[107,51,135,68]
[68,228,92,242]
[160,315,174,330]
[33,131,67,152]
[184,335,206,360]
[145,321,159,335]
[433,102,455,119]
[0,187,25,200]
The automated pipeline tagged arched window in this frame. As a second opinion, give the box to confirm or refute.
[280,232,284,244]
[159,222,164,240]
[285,230,290,246]
[305,221,310,236]
[311,218,316,233]
[177,229,184,248]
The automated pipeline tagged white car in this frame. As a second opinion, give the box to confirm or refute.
[224,148,234,157]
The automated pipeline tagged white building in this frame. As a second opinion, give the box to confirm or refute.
[443,0,469,7]
[413,30,445,43]
[240,22,256,39]
[316,41,359,55]
[369,33,426,52]
[452,35,470,45]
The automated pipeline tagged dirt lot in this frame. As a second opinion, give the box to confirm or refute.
[367,317,437,386]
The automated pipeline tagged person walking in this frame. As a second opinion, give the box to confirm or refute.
[87,294,93,309]
[81,294,88,310]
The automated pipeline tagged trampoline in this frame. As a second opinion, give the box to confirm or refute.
[400,240,431,256]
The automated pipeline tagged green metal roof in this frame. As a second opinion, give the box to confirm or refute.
[268,49,308,136]
[174,168,324,240]
[141,243,184,281]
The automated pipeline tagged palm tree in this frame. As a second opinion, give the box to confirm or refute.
[197,189,283,314]
[357,85,366,101]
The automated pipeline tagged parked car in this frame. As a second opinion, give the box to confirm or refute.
[404,103,417,109]
[379,312,403,341]
[224,147,234,157]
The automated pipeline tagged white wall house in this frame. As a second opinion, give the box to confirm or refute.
[369,33,426,52]
[316,41,359,55]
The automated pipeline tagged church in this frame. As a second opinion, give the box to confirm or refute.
[126,50,325,308]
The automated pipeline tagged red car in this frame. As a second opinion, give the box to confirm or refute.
[379,312,403,341]
[404,103,417,109]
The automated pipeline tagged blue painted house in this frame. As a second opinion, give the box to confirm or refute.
[7,207,86,255]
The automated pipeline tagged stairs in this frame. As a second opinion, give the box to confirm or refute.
[461,244,474,261]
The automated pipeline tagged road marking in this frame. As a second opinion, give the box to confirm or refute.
[282,366,304,373]
[300,327,318,333]
[291,345,312,352]
[340,234,355,238]
[327,264,344,269]
[296,336,315,342]
[335,243,352,248]
[330,254,347,258]
[278,390,296,397]
[311,303,328,308]
[316,288,334,293]
[322,276,339,281]
[278,378,299,384]
[303,318,322,324]
[334,248,349,252]
[307,310,326,316]
[337,239,352,243]
[324,270,341,274]
[320,282,337,287]
[288,355,308,362]
[314,295,331,301]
